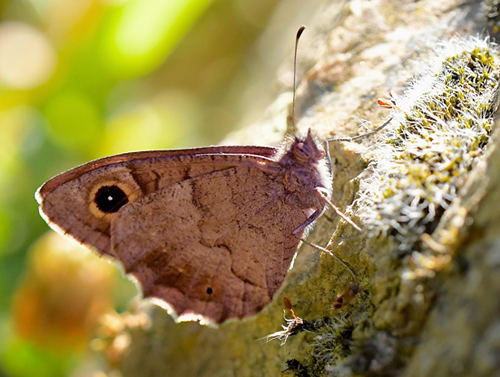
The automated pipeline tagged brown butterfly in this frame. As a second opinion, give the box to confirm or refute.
[36,27,387,324]
[37,128,333,324]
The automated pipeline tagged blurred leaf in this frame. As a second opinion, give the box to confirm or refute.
[0,209,11,256]
[100,0,212,79]
[1,336,76,377]
[98,88,201,155]
[43,91,103,153]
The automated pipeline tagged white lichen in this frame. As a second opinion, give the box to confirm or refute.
[357,37,500,253]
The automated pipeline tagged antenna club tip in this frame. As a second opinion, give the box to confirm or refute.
[297,25,306,39]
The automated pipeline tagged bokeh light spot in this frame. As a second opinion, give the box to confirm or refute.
[0,22,57,89]
[12,232,116,350]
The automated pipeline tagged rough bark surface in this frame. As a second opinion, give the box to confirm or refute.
[96,0,500,376]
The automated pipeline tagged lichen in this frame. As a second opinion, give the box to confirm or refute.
[358,37,499,254]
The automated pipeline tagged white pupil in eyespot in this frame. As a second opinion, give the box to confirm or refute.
[108,196,113,201]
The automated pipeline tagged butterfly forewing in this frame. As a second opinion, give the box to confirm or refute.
[37,148,279,259]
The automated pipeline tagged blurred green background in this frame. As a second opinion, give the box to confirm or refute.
[0,0,313,375]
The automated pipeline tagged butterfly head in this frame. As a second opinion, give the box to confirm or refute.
[278,128,326,168]
[292,129,326,163]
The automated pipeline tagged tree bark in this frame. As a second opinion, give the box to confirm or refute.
[96,0,500,376]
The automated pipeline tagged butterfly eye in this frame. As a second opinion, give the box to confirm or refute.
[94,185,129,213]
[293,142,313,161]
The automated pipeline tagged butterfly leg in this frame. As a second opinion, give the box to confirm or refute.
[299,237,356,279]
[315,187,361,231]
[291,208,323,236]
[291,199,357,279]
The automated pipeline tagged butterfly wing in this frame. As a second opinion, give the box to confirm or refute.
[37,146,278,259]
[111,165,308,323]
[37,146,310,323]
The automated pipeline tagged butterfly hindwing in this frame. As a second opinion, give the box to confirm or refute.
[111,165,307,323]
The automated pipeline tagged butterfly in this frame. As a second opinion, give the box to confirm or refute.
[36,26,387,324]
[36,127,334,323]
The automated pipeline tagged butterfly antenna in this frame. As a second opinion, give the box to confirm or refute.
[289,25,306,135]
[327,117,392,142]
